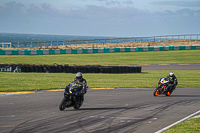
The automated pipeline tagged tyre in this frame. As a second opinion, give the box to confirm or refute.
[73,99,82,110]
[73,103,82,110]
[153,87,160,96]
[166,88,173,96]
[59,97,68,111]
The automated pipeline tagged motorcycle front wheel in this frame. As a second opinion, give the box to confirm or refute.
[59,97,68,111]
[153,87,160,96]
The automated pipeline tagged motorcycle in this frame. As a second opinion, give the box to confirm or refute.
[153,77,174,96]
[59,83,88,111]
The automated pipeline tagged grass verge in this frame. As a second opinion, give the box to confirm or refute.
[164,118,200,133]
[0,70,200,92]
[0,50,200,65]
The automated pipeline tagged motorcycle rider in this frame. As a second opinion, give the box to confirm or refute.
[165,72,178,91]
[65,72,87,103]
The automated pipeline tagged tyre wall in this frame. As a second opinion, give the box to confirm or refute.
[0,64,141,73]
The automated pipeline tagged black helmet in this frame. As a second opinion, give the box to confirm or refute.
[76,72,83,80]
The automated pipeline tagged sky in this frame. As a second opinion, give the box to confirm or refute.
[0,0,200,37]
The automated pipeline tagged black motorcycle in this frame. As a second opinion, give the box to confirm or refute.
[59,83,88,111]
[153,77,174,96]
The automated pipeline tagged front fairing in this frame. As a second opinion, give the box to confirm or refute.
[159,78,169,85]
[64,83,79,96]
[158,78,169,91]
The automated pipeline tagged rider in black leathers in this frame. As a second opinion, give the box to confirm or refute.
[165,72,178,91]
[65,72,87,103]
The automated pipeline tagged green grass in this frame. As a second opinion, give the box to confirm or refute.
[1,50,200,131]
[0,50,200,65]
[164,118,200,133]
[0,70,200,92]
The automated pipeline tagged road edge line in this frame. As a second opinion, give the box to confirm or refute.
[154,110,200,133]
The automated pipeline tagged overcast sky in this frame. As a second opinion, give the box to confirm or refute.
[0,0,199,37]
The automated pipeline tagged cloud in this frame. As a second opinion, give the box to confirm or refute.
[97,0,134,6]
[0,2,51,18]
[0,2,25,16]
[151,1,200,7]
[122,0,134,5]
[0,1,200,36]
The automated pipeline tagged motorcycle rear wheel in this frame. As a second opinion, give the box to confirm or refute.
[59,97,68,111]
[166,88,173,96]
[73,100,83,110]
[153,87,160,96]
[73,104,81,110]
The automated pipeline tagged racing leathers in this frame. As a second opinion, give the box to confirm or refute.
[72,77,87,95]
[165,75,178,91]
[65,77,87,103]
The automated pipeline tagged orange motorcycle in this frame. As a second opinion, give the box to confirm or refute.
[154,77,174,96]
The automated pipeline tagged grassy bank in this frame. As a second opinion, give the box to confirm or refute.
[1,39,200,50]
[1,49,199,132]
[0,50,200,65]
[0,70,200,92]
[164,118,200,133]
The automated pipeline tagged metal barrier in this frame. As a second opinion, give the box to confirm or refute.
[0,42,12,48]
[1,45,199,55]
[0,34,199,49]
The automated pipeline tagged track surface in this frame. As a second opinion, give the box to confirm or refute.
[138,64,200,70]
[0,88,200,133]
[0,64,199,133]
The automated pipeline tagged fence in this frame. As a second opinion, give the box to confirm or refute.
[0,42,12,48]
[0,34,199,49]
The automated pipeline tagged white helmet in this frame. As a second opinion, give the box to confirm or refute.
[76,72,83,80]
[169,72,174,79]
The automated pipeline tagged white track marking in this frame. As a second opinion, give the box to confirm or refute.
[0,115,15,118]
[155,110,200,133]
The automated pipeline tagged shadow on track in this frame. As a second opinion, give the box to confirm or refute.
[170,95,200,97]
[61,106,132,111]
[79,107,130,111]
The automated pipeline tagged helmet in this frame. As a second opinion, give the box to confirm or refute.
[76,72,83,80]
[169,72,174,79]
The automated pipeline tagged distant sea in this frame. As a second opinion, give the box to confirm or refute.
[0,33,114,48]
[0,32,196,48]
[0,33,110,43]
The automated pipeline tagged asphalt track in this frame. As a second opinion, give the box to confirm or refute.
[0,64,200,133]
[0,88,200,133]
[138,64,200,70]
